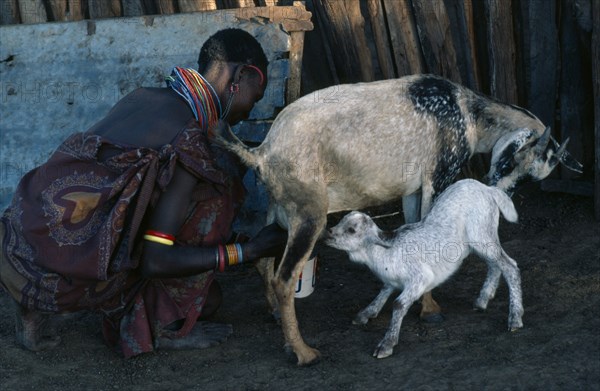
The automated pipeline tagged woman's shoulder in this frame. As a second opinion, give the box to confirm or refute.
[88,87,194,149]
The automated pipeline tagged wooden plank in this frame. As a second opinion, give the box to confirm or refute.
[156,0,176,14]
[460,0,480,89]
[308,0,340,85]
[179,0,218,12]
[47,0,67,21]
[88,0,122,18]
[412,0,461,83]
[559,0,590,180]
[0,0,20,24]
[592,0,599,220]
[483,0,518,103]
[286,31,304,104]
[516,0,559,126]
[312,0,374,83]
[366,0,396,79]
[223,0,255,8]
[123,0,145,16]
[444,0,478,89]
[18,0,48,23]
[69,0,85,20]
[382,0,424,76]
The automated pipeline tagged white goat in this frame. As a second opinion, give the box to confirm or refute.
[325,179,523,359]
[213,74,578,365]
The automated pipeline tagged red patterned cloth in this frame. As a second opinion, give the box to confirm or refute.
[0,120,245,357]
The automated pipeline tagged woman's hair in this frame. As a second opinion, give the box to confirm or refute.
[198,28,268,77]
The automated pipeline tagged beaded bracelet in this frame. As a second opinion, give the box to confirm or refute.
[215,244,244,272]
[143,230,175,246]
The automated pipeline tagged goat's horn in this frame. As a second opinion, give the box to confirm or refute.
[534,126,552,153]
[556,137,570,158]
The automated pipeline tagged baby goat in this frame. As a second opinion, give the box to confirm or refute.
[325,179,523,359]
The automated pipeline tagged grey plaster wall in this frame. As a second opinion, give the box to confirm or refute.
[0,12,290,228]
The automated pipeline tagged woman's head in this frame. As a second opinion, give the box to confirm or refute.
[198,29,269,125]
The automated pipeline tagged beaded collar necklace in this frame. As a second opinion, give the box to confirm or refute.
[165,67,222,131]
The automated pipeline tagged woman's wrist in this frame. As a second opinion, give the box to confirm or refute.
[215,243,246,272]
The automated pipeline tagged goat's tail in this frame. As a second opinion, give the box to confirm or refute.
[489,186,519,223]
[209,120,260,170]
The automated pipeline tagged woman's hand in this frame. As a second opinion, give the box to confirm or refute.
[242,223,288,261]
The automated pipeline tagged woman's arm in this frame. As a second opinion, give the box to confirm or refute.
[140,164,288,279]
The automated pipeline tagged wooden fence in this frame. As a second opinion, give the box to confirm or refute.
[1,0,598,218]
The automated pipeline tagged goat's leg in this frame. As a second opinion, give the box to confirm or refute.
[496,249,524,331]
[407,188,443,322]
[353,285,395,325]
[13,299,61,351]
[474,264,502,310]
[374,286,422,359]
[477,244,524,331]
[273,215,325,366]
[255,257,280,322]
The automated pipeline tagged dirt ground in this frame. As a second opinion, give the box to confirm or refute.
[1,182,598,390]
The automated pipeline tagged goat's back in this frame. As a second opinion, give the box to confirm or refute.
[256,76,479,212]
[424,179,517,243]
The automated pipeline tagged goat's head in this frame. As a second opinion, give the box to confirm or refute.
[325,211,388,253]
[486,126,583,194]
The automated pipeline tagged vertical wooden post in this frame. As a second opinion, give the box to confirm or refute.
[312,0,374,83]
[0,0,20,24]
[382,0,424,76]
[157,0,176,14]
[411,0,461,82]
[286,30,305,104]
[179,0,218,12]
[123,0,145,16]
[592,0,599,220]
[516,0,559,126]
[366,0,395,79]
[559,0,591,180]
[444,0,478,89]
[483,0,518,103]
[88,0,122,18]
[18,0,48,23]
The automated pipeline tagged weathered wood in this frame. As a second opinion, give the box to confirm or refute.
[444,0,478,89]
[123,0,145,16]
[88,0,122,18]
[309,0,340,85]
[516,0,559,126]
[46,0,67,21]
[258,0,278,6]
[382,0,423,76]
[312,0,374,83]
[223,0,255,8]
[286,31,304,104]
[18,0,48,24]
[460,0,480,89]
[594,0,600,220]
[366,0,395,79]
[483,0,518,103]
[156,0,176,14]
[559,0,591,180]
[69,0,85,20]
[412,0,461,83]
[0,0,20,24]
[178,0,218,12]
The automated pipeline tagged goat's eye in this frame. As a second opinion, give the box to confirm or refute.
[347,227,356,234]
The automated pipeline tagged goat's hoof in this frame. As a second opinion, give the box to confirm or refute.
[420,312,445,323]
[352,316,369,326]
[373,344,393,359]
[295,347,321,366]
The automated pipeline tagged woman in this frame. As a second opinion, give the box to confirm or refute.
[0,28,287,357]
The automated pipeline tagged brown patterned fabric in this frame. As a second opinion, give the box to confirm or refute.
[0,120,245,357]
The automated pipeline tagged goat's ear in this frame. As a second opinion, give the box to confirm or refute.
[372,232,392,249]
